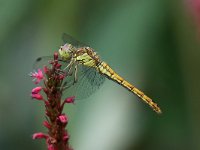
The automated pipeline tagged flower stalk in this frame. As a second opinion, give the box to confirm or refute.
[30,52,74,150]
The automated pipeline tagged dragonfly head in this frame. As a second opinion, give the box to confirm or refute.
[58,43,75,60]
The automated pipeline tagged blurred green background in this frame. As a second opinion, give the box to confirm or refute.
[1,0,200,150]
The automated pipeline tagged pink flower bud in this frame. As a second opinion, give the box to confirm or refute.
[64,96,75,104]
[63,135,69,142]
[32,132,48,139]
[59,74,65,80]
[58,114,68,124]
[31,93,43,100]
[32,86,42,94]
[55,63,62,68]
[54,52,58,60]
[43,66,49,73]
[43,121,51,129]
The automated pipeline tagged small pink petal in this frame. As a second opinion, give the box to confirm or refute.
[34,80,40,84]
[58,114,68,124]
[32,86,42,94]
[37,69,43,78]
[33,132,48,139]
[31,93,43,100]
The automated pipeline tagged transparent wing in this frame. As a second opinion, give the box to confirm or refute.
[62,65,106,100]
[75,66,105,99]
[33,56,53,70]
[62,33,88,48]
[33,55,70,70]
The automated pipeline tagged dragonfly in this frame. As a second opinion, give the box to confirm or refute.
[34,33,162,114]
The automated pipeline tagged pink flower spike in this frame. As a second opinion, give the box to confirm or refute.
[31,93,43,100]
[29,69,44,84]
[64,96,75,104]
[33,132,48,139]
[58,114,68,124]
[32,86,42,94]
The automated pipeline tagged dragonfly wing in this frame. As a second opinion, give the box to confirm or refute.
[62,65,105,100]
[33,56,53,70]
[62,33,88,48]
[76,66,105,99]
[33,55,71,69]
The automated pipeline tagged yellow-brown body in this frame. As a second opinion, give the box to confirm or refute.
[59,45,162,114]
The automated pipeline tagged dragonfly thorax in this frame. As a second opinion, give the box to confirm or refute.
[75,47,101,67]
[59,43,101,68]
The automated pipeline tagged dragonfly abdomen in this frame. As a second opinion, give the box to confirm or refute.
[98,62,162,114]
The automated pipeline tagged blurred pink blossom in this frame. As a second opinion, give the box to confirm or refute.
[187,0,200,32]
[29,69,43,84]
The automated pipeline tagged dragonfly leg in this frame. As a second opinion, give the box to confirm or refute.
[61,65,78,91]
[74,64,78,83]
[61,84,70,91]
[67,64,74,76]
[60,64,77,91]
[65,59,75,76]
[55,69,65,75]
[63,58,74,71]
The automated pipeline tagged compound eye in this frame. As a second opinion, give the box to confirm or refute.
[86,47,90,50]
